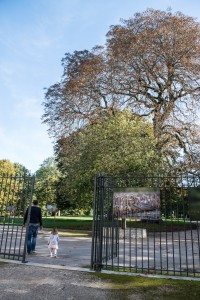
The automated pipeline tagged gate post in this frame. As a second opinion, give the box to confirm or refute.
[91,176,97,269]
[91,175,105,271]
[98,175,104,271]
[22,176,35,263]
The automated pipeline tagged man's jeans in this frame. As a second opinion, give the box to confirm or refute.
[27,224,39,253]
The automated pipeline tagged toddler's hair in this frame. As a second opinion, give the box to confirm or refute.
[51,227,58,235]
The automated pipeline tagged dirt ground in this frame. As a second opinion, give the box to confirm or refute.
[0,262,142,300]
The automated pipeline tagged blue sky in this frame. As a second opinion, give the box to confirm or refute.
[0,0,200,173]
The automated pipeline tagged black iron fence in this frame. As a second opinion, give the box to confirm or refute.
[91,174,200,277]
[0,174,34,262]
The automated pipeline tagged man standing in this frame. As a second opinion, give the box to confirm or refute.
[23,199,43,254]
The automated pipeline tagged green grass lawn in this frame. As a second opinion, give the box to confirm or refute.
[42,215,93,230]
[0,215,93,230]
[44,216,196,232]
[0,215,197,232]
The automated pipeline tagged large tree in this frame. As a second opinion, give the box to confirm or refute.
[43,8,200,168]
[105,8,200,165]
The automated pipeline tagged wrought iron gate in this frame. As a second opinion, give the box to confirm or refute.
[0,174,34,262]
[91,174,200,277]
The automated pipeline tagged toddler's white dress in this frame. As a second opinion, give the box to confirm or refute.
[48,234,59,257]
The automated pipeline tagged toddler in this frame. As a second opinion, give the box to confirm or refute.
[48,227,59,258]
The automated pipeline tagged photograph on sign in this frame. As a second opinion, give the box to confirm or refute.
[113,187,160,220]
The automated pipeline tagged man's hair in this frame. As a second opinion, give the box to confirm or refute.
[33,200,38,205]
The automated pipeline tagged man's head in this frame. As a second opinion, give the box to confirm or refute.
[33,200,38,206]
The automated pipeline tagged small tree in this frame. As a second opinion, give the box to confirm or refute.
[34,157,60,214]
[55,112,160,212]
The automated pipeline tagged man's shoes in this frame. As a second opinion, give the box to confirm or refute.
[27,250,37,255]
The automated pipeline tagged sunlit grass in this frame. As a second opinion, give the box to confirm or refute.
[1,215,198,232]
[42,216,93,230]
[91,272,200,299]
[53,229,91,237]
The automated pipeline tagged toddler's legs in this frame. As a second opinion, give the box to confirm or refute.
[52,248,57,257]
[50,248,53,257]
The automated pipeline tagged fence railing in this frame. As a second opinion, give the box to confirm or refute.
[0,174,34,262]
[91,174,200,277]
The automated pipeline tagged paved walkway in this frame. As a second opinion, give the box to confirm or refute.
[26,229,92,268]
[11,227,200,274]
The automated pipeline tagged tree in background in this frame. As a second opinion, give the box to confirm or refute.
[34,157,60,214]
[55,111,160,212]
[0,159,15,176]
[0,160,30,177]
[0,159,16,211]
[14,162,31,177]
[0,160,31,215]
[43,8,200,170]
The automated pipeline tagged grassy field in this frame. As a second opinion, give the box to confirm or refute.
[42,215,93,230]
[0,215,197,232]
[0,215,93,230]
[43,216,197,232]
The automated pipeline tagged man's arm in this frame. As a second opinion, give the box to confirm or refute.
[39,208,43,229]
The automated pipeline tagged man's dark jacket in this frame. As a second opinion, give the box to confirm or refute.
[23,206,43,226]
